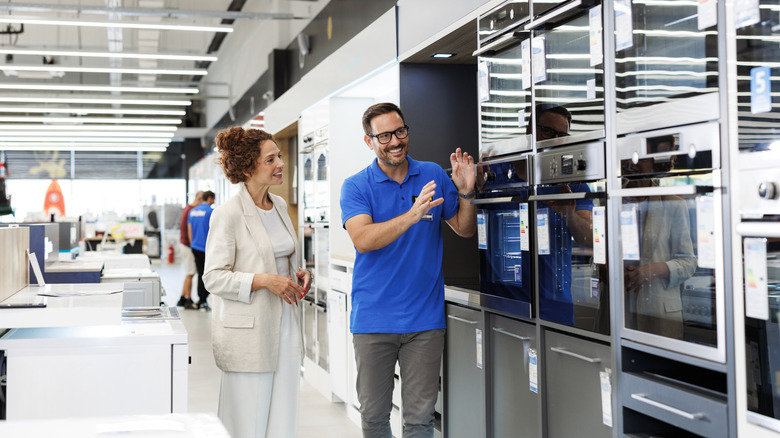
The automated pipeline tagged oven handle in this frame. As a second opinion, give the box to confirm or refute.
[492,327,531,341]
[529,192,605,202]
[524,0,592,30]
[471,196,516,205]
[611,185,715,198]
[549,346,601,363]
[630,393,705,421]
[447,315,478,325]
[736,222,780,238]
[473,33,520,57]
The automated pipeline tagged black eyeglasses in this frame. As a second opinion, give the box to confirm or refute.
[536,125,570,139]
[368,125,409,144]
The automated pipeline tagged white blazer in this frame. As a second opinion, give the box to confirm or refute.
[203,184,300,373]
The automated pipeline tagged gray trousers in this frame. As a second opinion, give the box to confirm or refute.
[353,329,445,438]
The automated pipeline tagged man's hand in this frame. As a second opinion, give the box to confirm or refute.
[409,180,444,222]
[450,147,475,194]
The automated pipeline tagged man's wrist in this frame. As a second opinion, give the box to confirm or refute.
[458,189,476,199]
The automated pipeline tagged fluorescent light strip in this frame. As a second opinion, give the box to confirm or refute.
[0,65,207,76]
[0,124,177,131]
[0,97,191,106]
[0,107,185,116]
[3,136,172,143]
[0,141,168,150]
[0,144,168,152]
[0,141,169,147]
[0,116,181,124]
[0,16,232,33]
[0,48,217,62]
[3,131,175,138]
[0,83,198,94]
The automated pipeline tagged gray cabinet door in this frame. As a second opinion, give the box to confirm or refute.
[489,314,539,438]
[544,330,612,438]
[444,304,485,438]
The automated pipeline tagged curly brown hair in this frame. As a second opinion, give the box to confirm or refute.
[215,127,277,184]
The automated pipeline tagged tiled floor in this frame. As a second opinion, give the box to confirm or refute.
[153,259,362,438]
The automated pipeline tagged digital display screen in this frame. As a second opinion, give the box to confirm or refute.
[647,134,680,154]
[561,154,573,175]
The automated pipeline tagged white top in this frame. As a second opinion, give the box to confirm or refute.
[256,206,295,277]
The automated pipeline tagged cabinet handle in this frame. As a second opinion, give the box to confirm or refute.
[447,315,478,325]
[630,393,705,421]
[492,327,531,341]
[549,347,601,363]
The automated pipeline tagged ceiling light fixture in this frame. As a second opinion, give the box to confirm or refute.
[0,83,199,94]
[0,16,233,33]
[1,136,173,143]
[0,116,182,124]
[431,53,455,58]
[0,124,178,131]
[0,144,169,152]
[0,48,218,62]
[1,64,208,76]
[0,107,186,116]
[0,97,191,106]
[3,131,175,138]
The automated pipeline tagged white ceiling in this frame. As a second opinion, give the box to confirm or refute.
[0,0,317,151]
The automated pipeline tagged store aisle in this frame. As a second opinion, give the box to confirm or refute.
[152,259,362,438]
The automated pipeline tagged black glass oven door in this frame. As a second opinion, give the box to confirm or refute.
[616,173,725,362]
[476,193,533,318]
[736,0,780,153]
[740,223,780,430]
[614,0,719,134]
[532,8,605,147]
[531,184,609,334]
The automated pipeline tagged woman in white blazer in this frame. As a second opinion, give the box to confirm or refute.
[203,127,311,438]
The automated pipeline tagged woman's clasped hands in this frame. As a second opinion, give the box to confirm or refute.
[266,269,312,305]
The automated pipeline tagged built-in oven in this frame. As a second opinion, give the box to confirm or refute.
[737,153,780,432]
[475,1,533,159]
[474,153,534,318]
[734,0,779,154]
[526,0,605,148]
[301,150,315,224]
[614,121,725,362]
[531,141,609,334]
[614,0,720,135]
[314,144,329,224]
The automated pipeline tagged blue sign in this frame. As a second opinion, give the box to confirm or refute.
[751,66,772,114]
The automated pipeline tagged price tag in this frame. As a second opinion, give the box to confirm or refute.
[698,0,717,30]
[522,39,531,89]
[477,212,487,250]
[537,208,551,255]
[615,0,634,51]
[478,61,490,102]
[736,0,761,29]
[532,36,547,84]
[745,238,769,320]
[529,348,538,393]
[593,206,606,264]
[621,205,640,261]
[476,328,483,369]
[589,5,603,66]
[520,203,530,251]
[751,66,772,114]
[600,369,613,427]
[696,195,716,269]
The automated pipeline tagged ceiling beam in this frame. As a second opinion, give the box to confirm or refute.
[0,3,308,20]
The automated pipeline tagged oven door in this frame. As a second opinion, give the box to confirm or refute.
[478,37,533,159]
[530,185,609,334]
[735,0,780,154]
[302,151,315,224]
[614,0,719,135]
[529,5,605,148]
[738,221,780,431]
[475,192,534,318]
[314,145,329,224]
[615,177,725,362]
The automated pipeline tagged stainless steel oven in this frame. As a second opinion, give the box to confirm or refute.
[475,1,533,159]
[734,0,780,154]
[474,153,534,318]
[737,153,780,432]
[531,141,609,334]
[526,1,606,148]
[614,122,725,362]
[614,0,720,134]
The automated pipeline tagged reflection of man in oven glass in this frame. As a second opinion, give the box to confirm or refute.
[534,104,594,327]
[622,153,697,340]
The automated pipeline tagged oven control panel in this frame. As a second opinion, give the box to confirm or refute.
[739,152,780,218]
[536,141,605,184]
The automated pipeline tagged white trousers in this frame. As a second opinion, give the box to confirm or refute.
[217,304,301,438]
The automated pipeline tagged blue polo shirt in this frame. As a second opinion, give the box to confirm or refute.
[188,203,213,252]
[340,156,460,333]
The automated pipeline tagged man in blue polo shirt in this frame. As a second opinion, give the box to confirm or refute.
[188,190,215,311]
[340,102,476,438]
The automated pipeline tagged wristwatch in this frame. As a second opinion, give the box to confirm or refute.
[458,189,476,199]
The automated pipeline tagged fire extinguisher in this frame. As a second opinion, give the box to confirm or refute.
[167,243,174,263]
